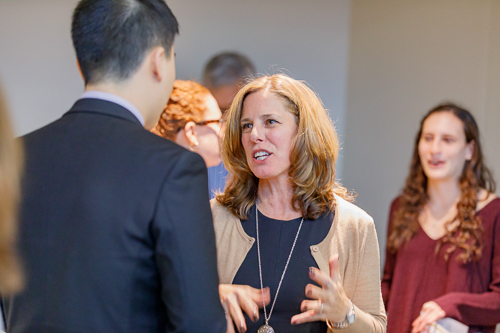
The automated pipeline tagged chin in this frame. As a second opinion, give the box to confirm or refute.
[424,171,459,183]
[424,170,445,179]
[248,169,267,179]
[422,165,445,178]
[253,171,282,181]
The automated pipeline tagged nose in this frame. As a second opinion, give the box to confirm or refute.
[250,124,263,143]
[430,138,441,154]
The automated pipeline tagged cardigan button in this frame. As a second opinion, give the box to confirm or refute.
[311,246,319,252]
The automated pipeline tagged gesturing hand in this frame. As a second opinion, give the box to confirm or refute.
[219,284,271,333]
[411,301,446,333]
[291,255,351,325]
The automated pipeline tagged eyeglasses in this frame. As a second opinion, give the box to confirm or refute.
[173,118,224,134]
[195,118,224,126]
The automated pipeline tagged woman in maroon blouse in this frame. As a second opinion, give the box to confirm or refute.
[382,103,500,333]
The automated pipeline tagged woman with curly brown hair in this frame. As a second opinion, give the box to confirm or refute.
[151,80,223,168]
[213,74,386,333]
[382,104,500,333]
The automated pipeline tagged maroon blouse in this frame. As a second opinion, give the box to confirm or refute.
[382,197,500,333]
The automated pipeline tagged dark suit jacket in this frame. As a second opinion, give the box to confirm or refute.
[2,98,226,333]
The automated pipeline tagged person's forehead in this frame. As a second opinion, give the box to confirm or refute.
[422,112,464,136]
[241,90,289,116]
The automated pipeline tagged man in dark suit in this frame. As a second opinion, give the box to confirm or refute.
[2,1,226,332]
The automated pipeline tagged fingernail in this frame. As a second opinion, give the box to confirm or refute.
[309,267,314,276]
[239,322,246,333]
[253,309,258,322]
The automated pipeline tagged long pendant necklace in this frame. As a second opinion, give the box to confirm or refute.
[256,200,304,333]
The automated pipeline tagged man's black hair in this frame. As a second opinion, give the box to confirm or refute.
[72,0,179,84]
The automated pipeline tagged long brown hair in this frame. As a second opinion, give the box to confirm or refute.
[387,103,496,263]
[216,74,353,220]
[0,84,24,293]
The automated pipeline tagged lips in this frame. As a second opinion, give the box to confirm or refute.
[253,150,271,161]
[428,159,444,167]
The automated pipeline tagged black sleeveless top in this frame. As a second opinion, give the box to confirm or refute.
[232,205,333,333]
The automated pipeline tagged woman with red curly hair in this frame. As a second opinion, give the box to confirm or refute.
[382,104,500,333]
[151,80,223,168]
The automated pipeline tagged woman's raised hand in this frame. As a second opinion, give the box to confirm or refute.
[411,301,446,333]
[219,284,271,333]
[291,255,351,326]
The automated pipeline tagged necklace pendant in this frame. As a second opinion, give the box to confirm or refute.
[258,324,275,333]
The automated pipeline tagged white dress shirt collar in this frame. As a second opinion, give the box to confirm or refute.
[79,91,145,126]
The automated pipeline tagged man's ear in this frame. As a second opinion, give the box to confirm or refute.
[150,46,166,82]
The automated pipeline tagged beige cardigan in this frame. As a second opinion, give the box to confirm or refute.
[211,195,387,333]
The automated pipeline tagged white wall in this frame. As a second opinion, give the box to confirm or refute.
[0,0,351,179]
[343,0,500,262]
[0,0,82,136]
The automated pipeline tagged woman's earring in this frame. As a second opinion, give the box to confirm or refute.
[189,141,199,152]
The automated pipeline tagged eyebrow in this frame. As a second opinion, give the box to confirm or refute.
[421,131,458,138]
[240,113,281,124]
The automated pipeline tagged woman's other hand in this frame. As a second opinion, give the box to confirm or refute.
[219,284,270,333]
[291,255,351,325]
[411,301,446,333]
